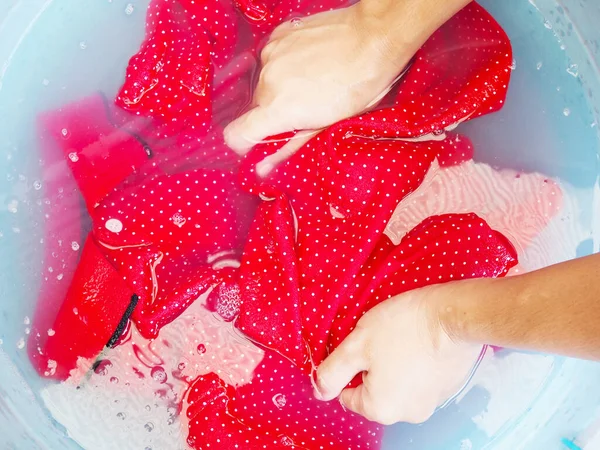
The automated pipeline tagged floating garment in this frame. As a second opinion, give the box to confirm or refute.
[29,1,522,449]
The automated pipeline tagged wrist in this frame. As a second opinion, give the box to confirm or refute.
[349,2,424,71]
[351,0,472,69]
[428,278,504,346]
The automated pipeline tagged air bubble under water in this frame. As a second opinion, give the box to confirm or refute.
[272,393,287,409]
[150,366,167,384]
[7,199,18,214]
[171,212,186,228]
[567,64,579,77]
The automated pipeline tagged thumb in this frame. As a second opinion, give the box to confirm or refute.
[315,330,369,401]
[224,105,294,155]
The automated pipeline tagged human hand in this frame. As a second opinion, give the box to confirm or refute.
[314,283,483,425]
[224,5,414,176]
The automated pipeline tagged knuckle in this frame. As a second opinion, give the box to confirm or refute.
[260,41,278,63]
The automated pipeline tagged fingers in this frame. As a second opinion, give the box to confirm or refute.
[255,130,318,177]
[224,106,293,154]
[315,329,369,401]
[260,40,279,65]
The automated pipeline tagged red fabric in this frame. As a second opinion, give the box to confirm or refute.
[29,1,518,449]
[40,236,135,379]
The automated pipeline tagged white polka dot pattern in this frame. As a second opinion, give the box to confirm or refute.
[30,2,519,449]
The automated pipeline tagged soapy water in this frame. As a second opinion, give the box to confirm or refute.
[0,0,599,449]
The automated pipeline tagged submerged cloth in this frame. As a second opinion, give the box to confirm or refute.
[29,1,519,448]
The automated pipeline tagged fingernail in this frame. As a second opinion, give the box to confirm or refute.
[313,387,325,401]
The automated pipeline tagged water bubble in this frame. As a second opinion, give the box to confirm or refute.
[291,18,302,27]
[178,361,187,371]
[567,64,579,77]
[460,438,473,450]
[144,422,155,432]
[56,273,64,281]
[0,339,3,345]
[272,393,287,409]
[171,212,186,228]
[280,436,294,446]
[110,376,119,384]
[16,338,25,349]
[592,121,597,128]
[33,180,42,190]
[47,328,56,336]
[543,20,552,29]
[79,41,87,50]
[150,366,167,384]
[42,79,50,86]
[71,241,80,251]
[61,128,70,138]
[73,307,79,315]
[145,404,152,412]
[24,316,30,325]
[68,152,79,162]
[536,61,543,70]
[94,359,113,376]
[196,344,207,355]
[7,199,18,214]
[563,108,571,117]
[25,328,30,335]
[125,3,134,14]
[116,412,126,420]
[509,59,517,71]
[44,359,57,377]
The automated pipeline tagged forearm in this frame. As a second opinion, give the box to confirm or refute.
[354,0,473,65]
[438,253,600,360]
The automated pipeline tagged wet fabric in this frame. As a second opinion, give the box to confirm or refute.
[29,1,519,448]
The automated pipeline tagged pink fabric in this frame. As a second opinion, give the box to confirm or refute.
[29,1,524,448]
